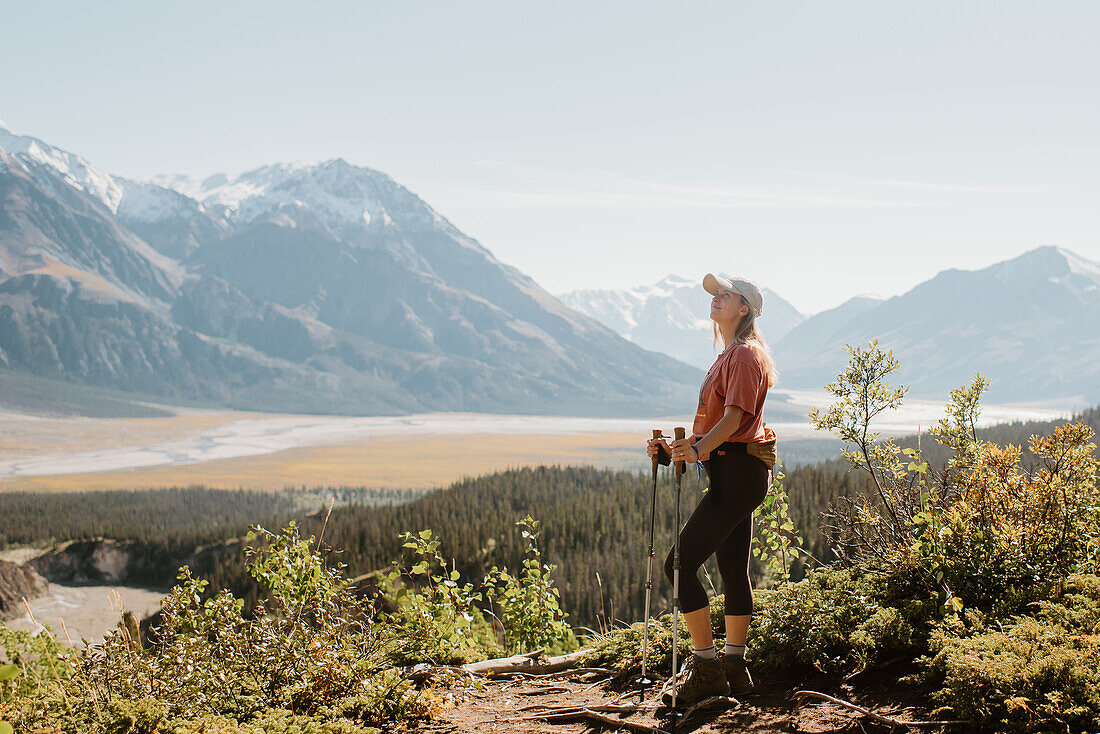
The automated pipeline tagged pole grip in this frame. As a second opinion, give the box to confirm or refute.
[674,426,686,475]
[651,429,661,471]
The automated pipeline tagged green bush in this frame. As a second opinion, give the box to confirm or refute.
[924,618,1100,732]
[0,522,431,732]
[380,528,500,665]
[580,605,697,683]
[748,566,925,675]
[0,515,579,732]
[920,574,1100,732]
[482,516,576,654]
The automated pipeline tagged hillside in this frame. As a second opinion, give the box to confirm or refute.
[0,125,699,416]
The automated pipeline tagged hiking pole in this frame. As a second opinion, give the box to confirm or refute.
[640,428,661,692]
[670,426,686,715]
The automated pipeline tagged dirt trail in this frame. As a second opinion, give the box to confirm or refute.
[417,665,964,734]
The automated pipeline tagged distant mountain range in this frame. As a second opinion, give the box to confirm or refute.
[559,275,805,371]
[0,125,699,416]
[774,246,1100,404]
[3,123,1095,416]
[561,248,1100,405]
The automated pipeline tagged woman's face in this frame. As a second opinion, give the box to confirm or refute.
[710,289,749,327]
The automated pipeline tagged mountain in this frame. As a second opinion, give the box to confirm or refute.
[0,125,700,416]
[773,247,1100,404]
[771,294,885,370]
[558,275,805,370]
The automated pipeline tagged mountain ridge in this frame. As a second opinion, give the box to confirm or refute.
[559,247,1100,405]
[0,123,699,416]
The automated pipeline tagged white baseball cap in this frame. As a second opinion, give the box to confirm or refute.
[702,274,763,317]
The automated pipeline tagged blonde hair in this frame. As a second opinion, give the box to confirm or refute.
[712,297,778,388]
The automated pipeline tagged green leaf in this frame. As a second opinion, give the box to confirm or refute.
[0,721,13,734]
[411,561,429,575]
[0,664,19,682]
[419,529,433,540]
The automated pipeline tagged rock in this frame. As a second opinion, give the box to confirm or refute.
[0,559,49,620]
[26,538,139,584]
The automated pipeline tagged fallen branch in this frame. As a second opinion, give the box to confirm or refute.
[684,694,736,715]
[491,666,610,680]
[517,702,648,715]
[529,708,662,734]
[514,686,570,696]
[461,648,589,676]
[794,690,968,729]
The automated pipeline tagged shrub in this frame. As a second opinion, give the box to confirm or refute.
[811,343,1100,620]
[0,522,432,732]
[482,516,576,654]
[924,618,1100,732]
[380,528,499,665]
[748,567,925,676]
[580,602,703,683]
[920,573,1100,732]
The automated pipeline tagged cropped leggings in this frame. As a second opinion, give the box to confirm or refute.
[663,442,770,616]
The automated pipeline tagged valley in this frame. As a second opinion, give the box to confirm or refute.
[0,392,1068,491]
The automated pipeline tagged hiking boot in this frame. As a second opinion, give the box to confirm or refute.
[718,652,754,696]
[661,654,730,708]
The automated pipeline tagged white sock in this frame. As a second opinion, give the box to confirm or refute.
[693,645,717,660]
[724,643,746,657]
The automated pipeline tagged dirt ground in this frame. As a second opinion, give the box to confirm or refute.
[416,663,969,734]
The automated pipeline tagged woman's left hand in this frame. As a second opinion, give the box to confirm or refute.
[670,438,698,463]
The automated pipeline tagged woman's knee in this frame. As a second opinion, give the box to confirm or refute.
[724,575,753,615]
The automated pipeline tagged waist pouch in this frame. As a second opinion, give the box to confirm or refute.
[747,427,778,469]
[713,428,778,469]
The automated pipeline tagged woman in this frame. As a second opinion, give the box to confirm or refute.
[646,273,777,705]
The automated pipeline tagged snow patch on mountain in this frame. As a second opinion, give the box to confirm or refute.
[0,125,123,213]
[560,274,804,370]
[148,158,441,235]
[117,180,203,224]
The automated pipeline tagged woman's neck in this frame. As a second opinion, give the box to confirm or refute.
[719,323,738,348]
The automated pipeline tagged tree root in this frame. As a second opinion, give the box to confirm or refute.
[794,690,968,729]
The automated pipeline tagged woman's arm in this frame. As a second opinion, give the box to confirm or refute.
[671,405,744,463]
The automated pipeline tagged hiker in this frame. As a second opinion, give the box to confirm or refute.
[646,273,777,705]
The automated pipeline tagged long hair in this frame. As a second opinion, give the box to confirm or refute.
[712,297,778,388]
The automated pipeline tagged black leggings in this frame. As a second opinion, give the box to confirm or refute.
[663,442,770,616]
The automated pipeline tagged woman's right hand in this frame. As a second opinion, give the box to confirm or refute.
[646,437,670,458]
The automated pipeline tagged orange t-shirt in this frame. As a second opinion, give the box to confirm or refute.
[692,343,768,459]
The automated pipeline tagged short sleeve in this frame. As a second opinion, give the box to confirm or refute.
[724,360,762,416]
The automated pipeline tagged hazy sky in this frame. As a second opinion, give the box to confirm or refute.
[3,1,1099,314]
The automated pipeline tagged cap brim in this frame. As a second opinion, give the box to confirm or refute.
[702,273,732,296]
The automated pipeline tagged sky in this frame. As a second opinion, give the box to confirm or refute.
[2,1,1099,314]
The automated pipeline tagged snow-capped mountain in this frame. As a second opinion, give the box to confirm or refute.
[0,123,700,416]
[148,159,444,237]
[559,275,805,370]
[0,126,123,212]
[773,246,1100,403]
